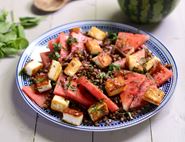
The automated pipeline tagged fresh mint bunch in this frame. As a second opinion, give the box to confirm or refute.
[0,10,41,58]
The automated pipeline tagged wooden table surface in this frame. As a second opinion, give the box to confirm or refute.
[0,0,185,142]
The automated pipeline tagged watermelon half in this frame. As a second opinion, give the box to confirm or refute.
[118,0,180,23]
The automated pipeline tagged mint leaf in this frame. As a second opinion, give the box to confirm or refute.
[0,31,17,42]
[0,47,19,57]
[0,22,11,34]
[0,10,8,22]
[19,17,41,28]
[7,38,29,49]
[17,24,25,38]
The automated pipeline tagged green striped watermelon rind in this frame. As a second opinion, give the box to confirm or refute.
[118,0,180,23]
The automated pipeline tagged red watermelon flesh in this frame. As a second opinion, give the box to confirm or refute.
[48,39,56,52]
[113,58,126,68]
[70,32,90,53]
[57,32,69,61]
[130,78,157,109]
[120,91,134,111]
[120,72,146,111]
[115,32,149,55]
[57,32,68,49]
[53,74,66,97]
[40,51,51,67]
[53,75,96,107]
[150,63,172,86]
[65,84,96,108]
[78,76,119,112]
[22,86,48,108]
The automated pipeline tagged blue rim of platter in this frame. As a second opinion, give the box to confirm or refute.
[16,20,178,132]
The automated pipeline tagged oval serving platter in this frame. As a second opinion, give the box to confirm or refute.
[16,21,177,132]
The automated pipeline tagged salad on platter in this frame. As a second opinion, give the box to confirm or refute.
[19,26,172,126]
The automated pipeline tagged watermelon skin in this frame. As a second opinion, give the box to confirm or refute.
[118,0,180,23]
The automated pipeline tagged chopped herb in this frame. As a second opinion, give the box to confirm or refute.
[35,77,47,83]
[53,43,61,52]
[51,80,56,87]
[108,64,120,71]
[126,112,134,120]
[108,32,118,43]
[133,66,145,74]
[68,85,77,92]
[67,37,78,46]
[19,68,26,75]
[55,52,60,58]
[66,81,71,89]
[57,43,62,48]
[98,72,107,79]
[65,81,77,92]
[48,51,60,60]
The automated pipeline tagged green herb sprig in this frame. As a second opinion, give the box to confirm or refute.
[108,32,118,44]
[66,37,78,46]
[108,64,120,71]
[0,10,42,58]
[19,17,41,29]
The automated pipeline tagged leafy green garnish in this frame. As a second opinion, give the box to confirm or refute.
[66,81,71,89]
[97,72,108,79]
[53,43,62,52]
[108,32,118,43]
[19,67,26,76]
[65,81,77,92]
[35,77,47,83]
[68,85,77,92]
[0,22,11,34]
[0,10,30,58]
[108,64,120,71]
[0,10,8,22]
[48,51,61,60]
[133,66,145,74]
[126,112,134,120]
[66,37,78,46]
[19,17,41,29]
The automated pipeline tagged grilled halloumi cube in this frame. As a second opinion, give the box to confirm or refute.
[85,39,103,55]
[92,52,112,68]
[88,101,109,122]
[105,76,125,96]
[35,74,52,93]
[127,55,141,71]
[24,60,43,76]
[144,56,160,71]
[88,27,107,41]
[64,58,82,76]
[48,60,62,81]
[37,80,52,93]
[127,49,146,72]
[143,87,165,106]
[51,95,70,113]
[62,108,83,126]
